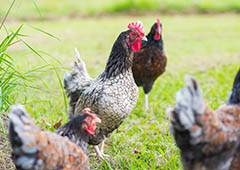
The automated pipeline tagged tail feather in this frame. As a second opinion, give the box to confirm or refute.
[74,48,89,77]
[168,76,205,132]
[63,48,92,117]
[227,68,240,105]
[64,48,92,94]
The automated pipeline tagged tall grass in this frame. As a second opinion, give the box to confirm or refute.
[0,0,65,136]
[0,25,24,113]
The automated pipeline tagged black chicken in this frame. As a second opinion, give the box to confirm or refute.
[168,69,240,170]
[132,18,167,110]
[56,108,101,155]
[63,21,147,158]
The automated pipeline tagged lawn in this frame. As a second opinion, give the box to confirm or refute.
[1,13,240,169]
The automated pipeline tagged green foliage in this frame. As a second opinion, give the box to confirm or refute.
[0,0,65,135]
[106,0,240,13]
[104,0,159,13]
[0,25,24,112]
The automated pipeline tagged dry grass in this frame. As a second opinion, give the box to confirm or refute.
[0,112,15,170]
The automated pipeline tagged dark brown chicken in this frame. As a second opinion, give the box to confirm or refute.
[168,69,240,170]
[132,18,167,110]
[63,21,147,158]
[9,105,101,170]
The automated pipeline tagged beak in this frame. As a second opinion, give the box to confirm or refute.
[94,117,101,124]
[141,36,148,41]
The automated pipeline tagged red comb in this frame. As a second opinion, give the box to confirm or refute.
[128,21,145,36]
[157,18,161,29]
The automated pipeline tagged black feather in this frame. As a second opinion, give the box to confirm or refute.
[227,68,240,105]
[101,30,133,80]
[56,114,91,154]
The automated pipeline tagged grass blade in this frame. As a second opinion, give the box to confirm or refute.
[31,0,43,19]
[0,0,16,31]
[39,50,62,65]
[20,39,49,64]
[30,25,60,41]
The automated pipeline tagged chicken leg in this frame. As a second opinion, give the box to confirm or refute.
[94,146,104,159]
[144,94,148,110]
[144,94,149,110]
[93,140,109,159]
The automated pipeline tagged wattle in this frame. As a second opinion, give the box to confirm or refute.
[132,40,141,52]
[83,124,96,135]
[87,124,96,135]
[154,33,160,40]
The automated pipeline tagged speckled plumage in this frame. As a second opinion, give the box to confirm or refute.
[9,105,90,170]
[168,71,240,170]
[64,29,140,146]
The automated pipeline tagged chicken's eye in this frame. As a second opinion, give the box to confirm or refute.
[129,32,138,39]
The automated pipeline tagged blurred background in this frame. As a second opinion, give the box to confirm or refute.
[1,0,240,19]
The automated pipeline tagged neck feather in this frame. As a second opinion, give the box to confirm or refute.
[101,37,133,79]
[146,29,164,50]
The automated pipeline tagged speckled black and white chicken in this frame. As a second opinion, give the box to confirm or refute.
[63,21,147,158]
[8,105,101,170]
[167,69,240,170]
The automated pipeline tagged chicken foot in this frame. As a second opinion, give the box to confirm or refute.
[91,140,110,159]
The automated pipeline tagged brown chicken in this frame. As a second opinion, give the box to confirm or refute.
[63,21,147,158]
[132,18,167,110]
[9,105,101,170]
[167,69,240,170]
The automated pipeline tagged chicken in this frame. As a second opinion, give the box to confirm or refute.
[9,105,101,170]
[167,69,240,170]
[132,18,167,110]
[56,108,100,155]
[63,21,147,158]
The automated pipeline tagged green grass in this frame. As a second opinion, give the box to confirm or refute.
[1,13,240,169]
[0,0,240,20]
[0,0,58,135]
[0,1,66,169]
